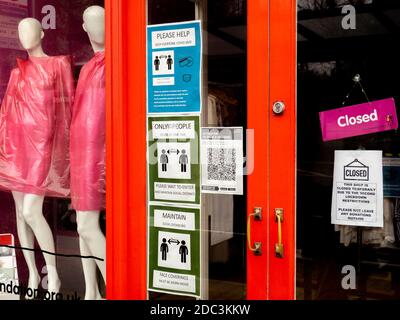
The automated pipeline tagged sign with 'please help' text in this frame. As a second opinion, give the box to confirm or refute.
[320,98,398,142]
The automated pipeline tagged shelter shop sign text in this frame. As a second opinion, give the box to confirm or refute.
[331,150,383,228]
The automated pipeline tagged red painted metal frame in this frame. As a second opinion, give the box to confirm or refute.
[268,0,296,300]
[106,0,148,300]
[247,0,270,300]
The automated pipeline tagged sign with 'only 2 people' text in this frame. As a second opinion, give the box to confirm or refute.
[147,116,201,205]
[331,150,383,228]
[320,98,398,142]
[147,21,202,114]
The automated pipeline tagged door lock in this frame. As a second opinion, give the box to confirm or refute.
[247,207,262,256]
[273,101,285,115]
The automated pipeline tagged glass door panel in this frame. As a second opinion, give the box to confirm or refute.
[147,0,248,300]
[297,0,400,300]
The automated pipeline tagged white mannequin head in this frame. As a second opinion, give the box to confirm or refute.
[83,6,105,52]
[18,18,47,57]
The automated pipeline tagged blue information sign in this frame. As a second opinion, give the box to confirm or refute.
[147,21,202,114]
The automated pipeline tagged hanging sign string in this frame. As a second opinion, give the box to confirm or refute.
[342,74,371,107]
[342,74,394,127]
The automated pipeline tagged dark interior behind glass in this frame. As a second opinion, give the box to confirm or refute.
[297,0,400,300]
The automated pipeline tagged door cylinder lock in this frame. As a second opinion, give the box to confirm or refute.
[273,101,285,115]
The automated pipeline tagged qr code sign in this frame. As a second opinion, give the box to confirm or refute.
[207,148,236,181]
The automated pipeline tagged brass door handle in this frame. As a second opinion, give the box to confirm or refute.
[247,207,262,256]
[275,208,284,258]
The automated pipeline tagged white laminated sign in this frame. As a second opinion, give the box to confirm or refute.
[201,127,244,195]
[331,150,383,227]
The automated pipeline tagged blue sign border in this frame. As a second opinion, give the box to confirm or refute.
[147,21,202,114]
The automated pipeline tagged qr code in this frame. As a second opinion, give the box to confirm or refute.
[207,148,236,181]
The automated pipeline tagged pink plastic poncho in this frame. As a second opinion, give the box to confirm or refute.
[0,55,74,198]
[70,51,106,211]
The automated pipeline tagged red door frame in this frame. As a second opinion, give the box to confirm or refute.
[268,0,296,300]
[247,0,296,300]
[247,0,270,300]
[106,0,296,300]
[106,0,147,300]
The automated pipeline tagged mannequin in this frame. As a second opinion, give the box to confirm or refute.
[70,6,106,300]
[0,18,74,298]
[18,18,47,57]
[83,6,105,53]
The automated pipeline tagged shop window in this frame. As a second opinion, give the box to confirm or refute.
[0,0,106,300]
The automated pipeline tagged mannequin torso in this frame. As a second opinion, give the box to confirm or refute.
[0,18,75,298]
[70,6,106,300]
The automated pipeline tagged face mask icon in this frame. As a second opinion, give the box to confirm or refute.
[183,74,192,83]
[179,56,194,67]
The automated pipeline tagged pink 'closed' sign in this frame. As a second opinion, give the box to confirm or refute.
[319,98,398,142]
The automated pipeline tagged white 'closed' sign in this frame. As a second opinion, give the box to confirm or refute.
[331,150,383,227]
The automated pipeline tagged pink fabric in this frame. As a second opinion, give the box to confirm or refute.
[70,51,106,211]
[0,55,74,197]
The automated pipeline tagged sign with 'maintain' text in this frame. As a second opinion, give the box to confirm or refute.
[148,204,201,298]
